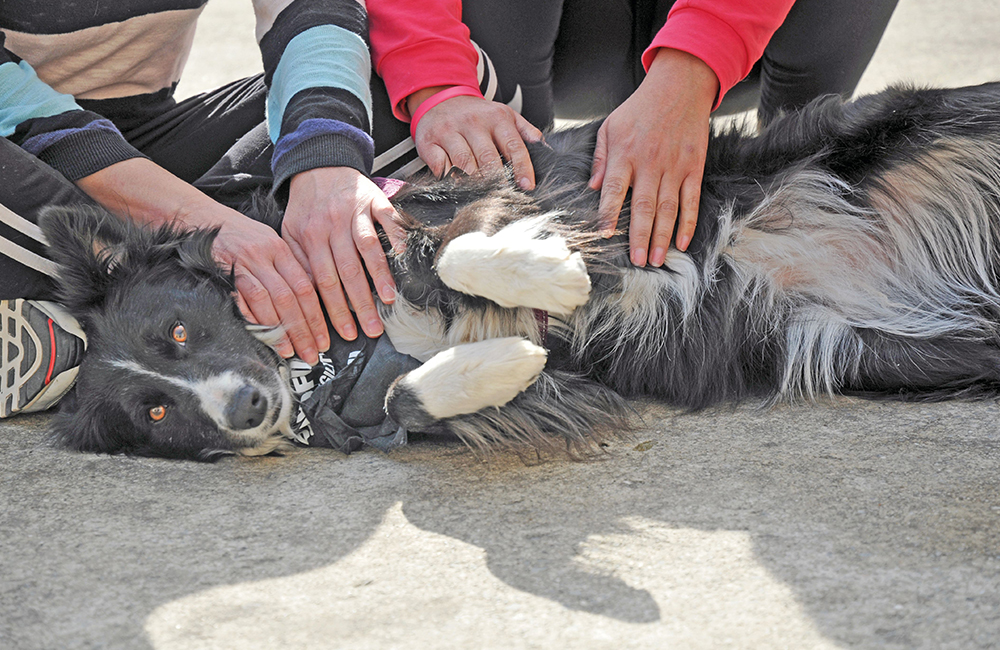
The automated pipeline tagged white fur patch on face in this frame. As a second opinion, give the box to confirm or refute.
[396,337,547,419]
[435,215,591,314]
[109,359,292,446]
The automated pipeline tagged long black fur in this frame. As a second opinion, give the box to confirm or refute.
[41,207,294,460]
[378,82,1000,453]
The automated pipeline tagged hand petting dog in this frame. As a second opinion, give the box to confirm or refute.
[284,167,407,344]
[590,47,719,266]
[408,90,543,190]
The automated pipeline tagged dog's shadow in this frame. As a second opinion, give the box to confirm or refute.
[3,397,999,648]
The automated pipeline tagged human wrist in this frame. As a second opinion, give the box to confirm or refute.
[405,85,483,137]
[76,158,238,230]
[291,165,363,191]
[405,86,451,120]
[646,48,720,109]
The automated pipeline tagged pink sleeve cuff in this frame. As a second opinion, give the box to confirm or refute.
[377,46,481,122]
[642,1,794,109]
[409,85,482,138]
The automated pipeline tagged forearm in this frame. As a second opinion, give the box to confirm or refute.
[74,157,242,230]
[644,0,794,107]
[368,0,480,120]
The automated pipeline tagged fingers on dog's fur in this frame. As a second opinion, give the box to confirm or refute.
[435,216,592,314]
[385,337,548,429]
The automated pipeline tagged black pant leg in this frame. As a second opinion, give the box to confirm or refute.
[462,0,566,129]
[0,138,98,300]
[79,76,268,183]
[757,0,899,123]
[191,121,274,212]
[551,0,640,120]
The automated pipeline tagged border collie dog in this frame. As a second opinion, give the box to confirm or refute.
[41,82,1000,459]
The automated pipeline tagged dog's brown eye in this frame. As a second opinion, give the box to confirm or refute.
[171,323,187,344]
[149,405,167,422]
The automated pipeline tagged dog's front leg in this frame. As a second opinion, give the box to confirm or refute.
[384,337,547,431]
[435,216,592,315]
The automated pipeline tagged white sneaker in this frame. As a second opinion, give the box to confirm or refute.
[0,299,86,416]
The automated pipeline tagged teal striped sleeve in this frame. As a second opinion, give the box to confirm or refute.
[0,60,80,137]
[0,53,144,180]
[265,23,372,144]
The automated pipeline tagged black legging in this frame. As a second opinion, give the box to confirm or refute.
[462,0,899,129]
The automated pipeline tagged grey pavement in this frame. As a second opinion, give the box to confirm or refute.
[3,1,1000,648]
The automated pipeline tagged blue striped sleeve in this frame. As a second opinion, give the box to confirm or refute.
[0,60,80,137]
[0,58,144,180]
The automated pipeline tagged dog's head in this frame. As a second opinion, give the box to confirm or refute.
[40,206,294,461]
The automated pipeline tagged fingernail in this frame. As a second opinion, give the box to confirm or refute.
[650,247,666,267]
[518,177,531,190]
[381,284,396,303]
[316,332,330,352]
[367,319,384,337]
[631,248,646,266]
[677,235,691,251]
[342,322,357,341]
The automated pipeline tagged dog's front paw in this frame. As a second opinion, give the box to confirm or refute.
[436,217,591,314]
[385,337,547,428]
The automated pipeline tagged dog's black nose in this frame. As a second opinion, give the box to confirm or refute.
[227,385,268,430]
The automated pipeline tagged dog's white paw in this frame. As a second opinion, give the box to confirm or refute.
[436,217,591,315]
[392,337,547,420]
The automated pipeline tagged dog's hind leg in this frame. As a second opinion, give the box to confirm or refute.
[435,216,592,315]
[385,337,548,430]
[396,367,631,456]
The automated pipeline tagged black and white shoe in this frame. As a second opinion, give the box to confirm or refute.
[0,299,86,417]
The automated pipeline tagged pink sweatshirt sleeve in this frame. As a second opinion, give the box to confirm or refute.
[367,0,482,121]
[642,0,795,108]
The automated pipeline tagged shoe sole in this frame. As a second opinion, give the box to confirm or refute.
[0,300,86,417]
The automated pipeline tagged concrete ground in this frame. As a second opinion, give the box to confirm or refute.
[3,1,1000,648]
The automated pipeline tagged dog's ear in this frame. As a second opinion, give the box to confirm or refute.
[48,390,140,455]
[38,205,129,314]
[173,226,233,291]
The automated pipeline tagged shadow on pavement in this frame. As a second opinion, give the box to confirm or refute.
[1,396,998,648]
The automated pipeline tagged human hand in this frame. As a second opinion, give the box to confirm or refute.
[210,212,331,365]
[282,166,406,342]
[409,87,543,189]
[589,48,719,266]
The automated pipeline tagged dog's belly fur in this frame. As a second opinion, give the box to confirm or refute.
[380,82,1000,452]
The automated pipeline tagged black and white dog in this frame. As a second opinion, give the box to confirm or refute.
[41,82,1000,460]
